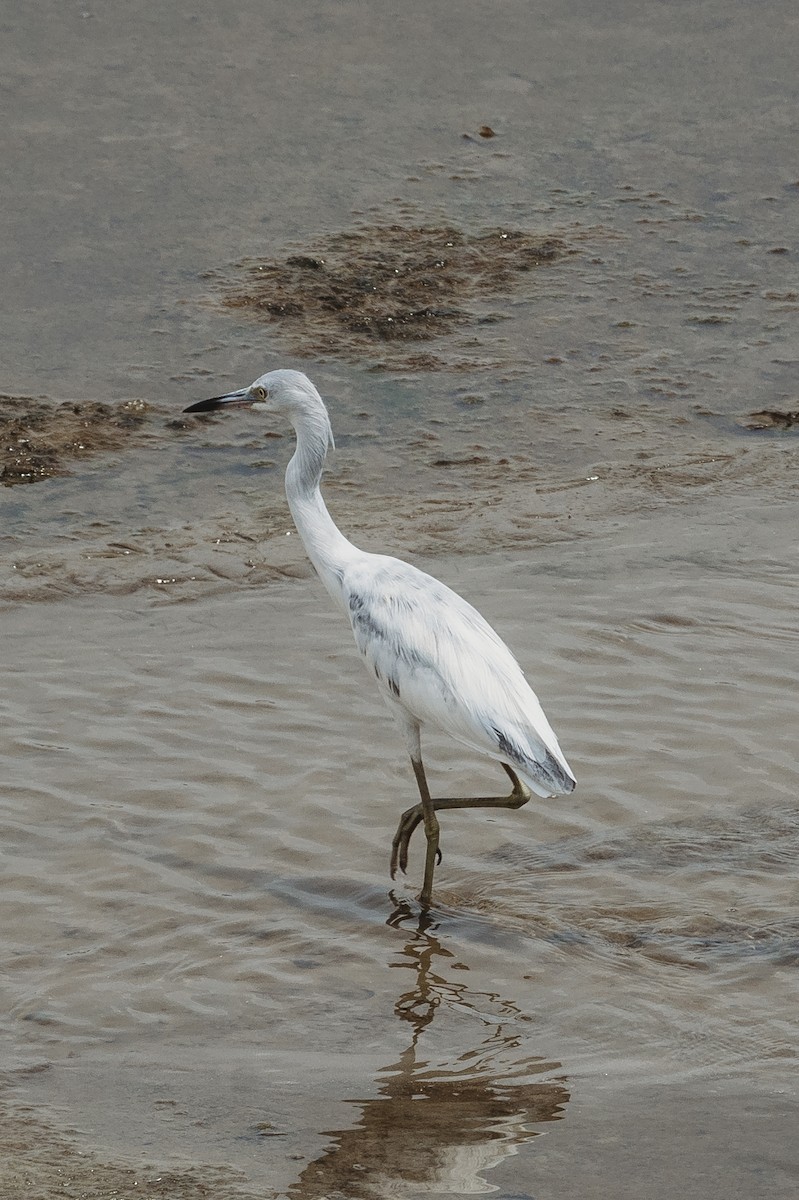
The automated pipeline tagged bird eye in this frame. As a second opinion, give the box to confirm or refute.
[254,386,267,401]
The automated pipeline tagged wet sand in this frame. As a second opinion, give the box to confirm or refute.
[2,1,799,1197]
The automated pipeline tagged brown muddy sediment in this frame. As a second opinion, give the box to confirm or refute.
[0,396,155,486]
[217,223,570,367]
[0,1087,255,1200]
[742,407,799,430]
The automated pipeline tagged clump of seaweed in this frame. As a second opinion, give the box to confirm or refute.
[220,224,566,362]
[743,408,799,431]
[1,396,149,486]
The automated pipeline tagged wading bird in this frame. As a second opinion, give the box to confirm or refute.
[185,370,575,906]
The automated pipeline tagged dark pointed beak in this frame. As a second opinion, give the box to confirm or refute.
[184,387,253,414]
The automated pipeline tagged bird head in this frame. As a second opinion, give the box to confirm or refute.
[184,369,322,418]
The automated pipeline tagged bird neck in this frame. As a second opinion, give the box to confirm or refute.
[284,406,359,606]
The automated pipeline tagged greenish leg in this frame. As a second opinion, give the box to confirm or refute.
[390,763,532,896]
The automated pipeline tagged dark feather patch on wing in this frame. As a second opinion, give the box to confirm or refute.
[493,726,524,764]
[348,592,383,642]
[494,726,574,792]
[348,589,432,674]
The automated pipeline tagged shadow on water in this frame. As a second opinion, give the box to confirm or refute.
[288,898,568,1199]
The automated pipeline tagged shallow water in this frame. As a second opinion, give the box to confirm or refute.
[2,2,799,1198]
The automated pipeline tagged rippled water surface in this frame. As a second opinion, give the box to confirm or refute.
[2,2,799,1197]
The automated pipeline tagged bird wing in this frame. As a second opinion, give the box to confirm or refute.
[342,554,574,795]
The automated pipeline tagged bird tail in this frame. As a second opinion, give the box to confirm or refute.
[492,724,576,797]
[519,748,577,798]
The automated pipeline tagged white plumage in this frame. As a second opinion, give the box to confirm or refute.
[185,369,575,906]
[346,557,572,796]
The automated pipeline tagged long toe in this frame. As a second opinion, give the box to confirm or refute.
[390,803,423,878]
[396,823,421,875]
[391,801,427,878]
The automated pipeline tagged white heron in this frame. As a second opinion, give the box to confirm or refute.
[185,369,575,906]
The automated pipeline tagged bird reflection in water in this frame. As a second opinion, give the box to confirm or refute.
[289,900,569,1198]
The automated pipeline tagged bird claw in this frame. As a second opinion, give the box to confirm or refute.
[390,804,443,880]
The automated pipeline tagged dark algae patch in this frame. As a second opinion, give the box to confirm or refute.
[220,224,567,364]
[0,396,150,486]
[742,408,799,431]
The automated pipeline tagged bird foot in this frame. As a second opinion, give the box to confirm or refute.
[390,801,441,878]
[388,774,532,879]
